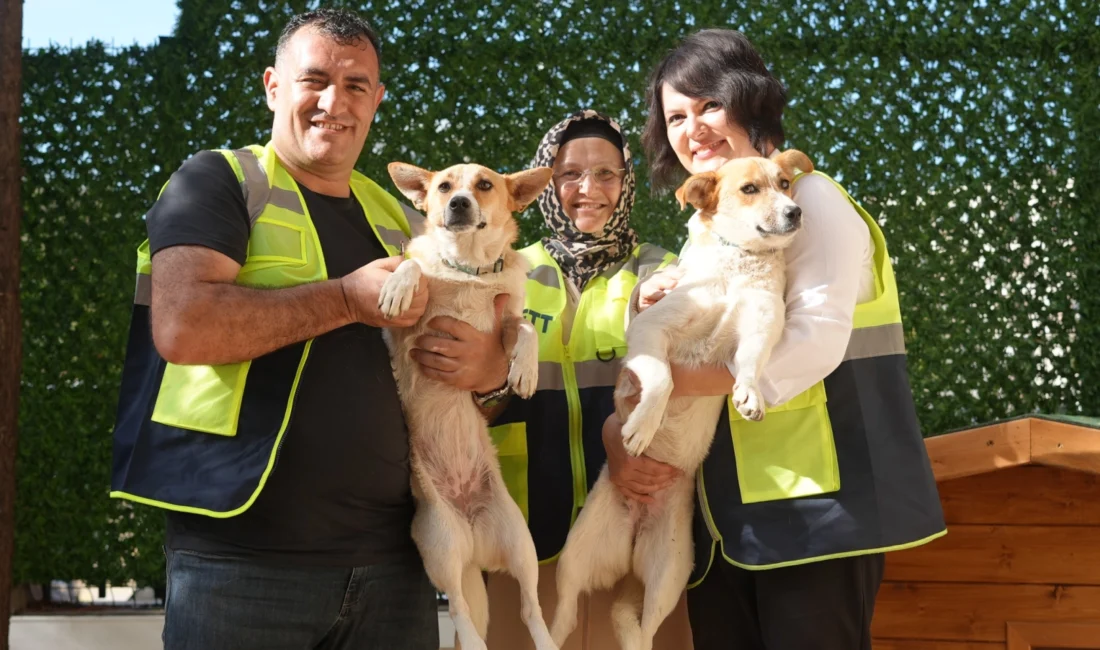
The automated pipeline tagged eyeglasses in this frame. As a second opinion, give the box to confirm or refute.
[554,167,626,189]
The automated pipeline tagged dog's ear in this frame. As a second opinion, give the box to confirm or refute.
[675,172,719,212]
[388,162,433,211]
[505,167,554,212]
[776,149,814,180]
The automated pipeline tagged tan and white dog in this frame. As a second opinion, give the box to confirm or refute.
[549,151,814,650]
[380,162,558,650]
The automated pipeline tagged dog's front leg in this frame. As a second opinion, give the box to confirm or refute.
[377,258,423,319]
[730,293,785,422]
[506,317,539,398]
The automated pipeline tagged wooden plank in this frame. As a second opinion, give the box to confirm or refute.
[925,420,1031,481]
[1032,419,1100,475]
[0,0,22,645]
[874,641,1002,650]
[884,525,1100,585]
[1006,621,1100,649]
[938,465,1100,526]
[872,582,1100,642]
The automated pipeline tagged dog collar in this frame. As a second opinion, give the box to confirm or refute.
[441,256,506,276]
[714,233,741,249]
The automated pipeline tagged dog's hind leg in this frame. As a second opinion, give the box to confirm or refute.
[462,564,489,640]
[550,468,634,646]
[483,476,559,650]
[412,500,485,650]
[610,575,645,650]
[633,479,695,650]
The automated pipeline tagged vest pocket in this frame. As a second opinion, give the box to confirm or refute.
[239,218,309,279]
[490,422,529,522]
[150,361,252,436]
[728,381,840,504]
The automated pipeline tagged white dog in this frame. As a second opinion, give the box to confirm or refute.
[549,150,814,650]
[380,162,558,650]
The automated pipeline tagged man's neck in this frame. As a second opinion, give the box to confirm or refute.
[272,146,353,198]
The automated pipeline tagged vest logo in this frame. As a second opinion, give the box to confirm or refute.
[523,308,554,333]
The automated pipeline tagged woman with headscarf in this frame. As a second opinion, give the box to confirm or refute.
[479,110,693,650]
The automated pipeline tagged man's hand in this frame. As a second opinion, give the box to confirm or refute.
[411,294,510,393]
[341,256,429,328]
[637,267,685,312]
[602,412,682,503]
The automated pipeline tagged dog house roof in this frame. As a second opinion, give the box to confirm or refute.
[925,414,1100,482]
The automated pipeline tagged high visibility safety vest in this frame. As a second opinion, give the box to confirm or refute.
[490,242,676,563]
[110,142,414,517]
[689,171,946,583]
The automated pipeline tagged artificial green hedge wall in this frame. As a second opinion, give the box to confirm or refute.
[18,0,1100,588]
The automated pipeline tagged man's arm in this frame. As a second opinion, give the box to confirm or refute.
[151,247,427,366]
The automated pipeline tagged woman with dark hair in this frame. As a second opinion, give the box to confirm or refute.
[615,29,947,650]
[482,110,692,649]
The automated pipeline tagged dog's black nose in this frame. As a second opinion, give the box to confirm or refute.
[449,196,471,211]
[784,205,802,227]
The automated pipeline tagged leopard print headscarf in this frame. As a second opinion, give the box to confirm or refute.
[532,110,639,291]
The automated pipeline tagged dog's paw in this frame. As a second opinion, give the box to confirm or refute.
[733,383,765,422]
[377,269,419,320]
[508,359,538,398]
[621,410,661,457]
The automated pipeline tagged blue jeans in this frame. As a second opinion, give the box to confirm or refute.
[163,547,439,650]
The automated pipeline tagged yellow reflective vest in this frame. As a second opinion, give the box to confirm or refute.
[490,241,675,562]
[690,171,946,582]
[110,142,413,516]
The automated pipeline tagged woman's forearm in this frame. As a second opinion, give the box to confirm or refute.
[670,363,735,397]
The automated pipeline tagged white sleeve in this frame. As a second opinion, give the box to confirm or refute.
[727,174,872,406]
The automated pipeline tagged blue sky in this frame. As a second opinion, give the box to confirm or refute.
[22,0,180,49]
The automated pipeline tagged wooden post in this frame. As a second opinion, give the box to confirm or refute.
[0,0,23,647]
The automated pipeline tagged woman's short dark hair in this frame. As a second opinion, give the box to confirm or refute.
[642,29,788,191]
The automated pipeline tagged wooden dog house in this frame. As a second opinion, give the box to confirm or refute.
[872,415,1100,649]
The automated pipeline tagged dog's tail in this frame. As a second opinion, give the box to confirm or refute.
[463,564,490,639]
[611,575,645,649]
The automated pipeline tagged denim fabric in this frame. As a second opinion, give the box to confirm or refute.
[163,548,439,650]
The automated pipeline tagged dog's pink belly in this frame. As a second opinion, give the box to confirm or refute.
[419,451,495,521]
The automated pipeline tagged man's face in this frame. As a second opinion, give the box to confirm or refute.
[263,27,385,178]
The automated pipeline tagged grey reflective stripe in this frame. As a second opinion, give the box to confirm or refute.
[231,149,271,225]
[535,358,620,391]
[636,244,676,280]
[134,273,151,306]
[375,224,410,251]
[268,186,305,215]
[574,357,621,389]
[528,264,560,289]
[637,244,672,269]
[844,322,906,361]
[401,203,427,237]
[537,361,566,391]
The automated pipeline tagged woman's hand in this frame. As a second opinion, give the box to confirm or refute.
[602,412,682,503]
[637,267,685,312]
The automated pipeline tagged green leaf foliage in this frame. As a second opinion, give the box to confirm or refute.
[17,0,1100,587]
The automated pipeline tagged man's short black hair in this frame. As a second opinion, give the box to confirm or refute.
[276,8,382,67]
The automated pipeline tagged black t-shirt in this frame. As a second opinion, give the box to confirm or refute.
[147,151,417,567]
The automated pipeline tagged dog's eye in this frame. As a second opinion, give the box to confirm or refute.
[437,181,452,193]
[779,179,790,190]
[741,184,758,194]
[476,180,493,191]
